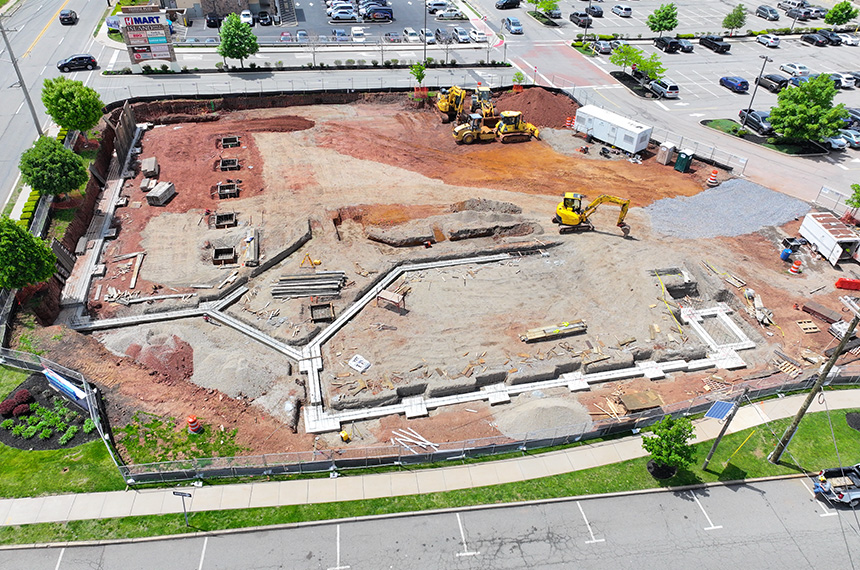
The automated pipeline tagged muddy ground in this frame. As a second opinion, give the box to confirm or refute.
[20,89,853,458]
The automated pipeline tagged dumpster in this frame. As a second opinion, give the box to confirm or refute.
[674,149,693,173]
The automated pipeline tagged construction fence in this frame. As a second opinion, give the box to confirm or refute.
[814,185,854,218]
[649,126,749,175]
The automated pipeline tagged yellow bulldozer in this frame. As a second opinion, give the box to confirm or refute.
[453,113,497,144]
[494,111,540,143]
[470,85,500,126]
[552,192,631,237]
[436,85,468,124]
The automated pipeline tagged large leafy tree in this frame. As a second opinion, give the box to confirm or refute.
[637,52,666,82]
[646,3,679,38]
[824,0,859,25]
[609,44,643,73]
[722,4,746,36]
[19,136,88,197]
[41,77,104,133]
[641,415,695,470]
[768,74,849,142]
[0,216,57,290]
[217,13,259,68]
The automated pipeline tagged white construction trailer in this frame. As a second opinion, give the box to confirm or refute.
[574,105,652,154]
[798,211,860,266]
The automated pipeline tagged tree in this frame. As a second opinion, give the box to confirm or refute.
[41,77,104,133]
[824,0,859,25]
[609,44,643,73]
[0,216,57,290]
[768,74,849,142]
[410,62,426,85]
[217,13,259,68]
[646,3,679,38]
[641,415,695,470]
[19,136,88,197]
[846,183,860,211]
[722,4,746,36]
[637,52,666,82]
[526,0,558,15]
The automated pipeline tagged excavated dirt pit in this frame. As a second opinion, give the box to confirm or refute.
[31,89,853,457]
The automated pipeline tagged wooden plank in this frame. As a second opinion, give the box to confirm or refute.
[802,301,841,324]
[129,252,145,290]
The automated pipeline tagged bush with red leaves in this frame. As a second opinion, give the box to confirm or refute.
[0,399,15,417]
[12,404,31,417]
[13,389,32,405]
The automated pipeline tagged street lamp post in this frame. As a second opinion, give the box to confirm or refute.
[742,55,772,130]
[423,3,427,63]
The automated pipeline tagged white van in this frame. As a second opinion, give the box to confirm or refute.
[777,0,806,10]
[351,26,366,42]
[426,0,449,13]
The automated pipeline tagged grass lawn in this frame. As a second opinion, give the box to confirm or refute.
[1,402,857,545]
[702,119,825,155]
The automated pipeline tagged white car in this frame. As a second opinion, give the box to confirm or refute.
[239,10,254,25]
[351,26,366,42]
[837,33,860,46]
[779,62,810,77]
[830,72,856,89]
[419,28,437,44]
[452,27,470,43]
[469,29,487,42]
[330,9,357,19]
[402,27,420,42]
[611,4,632,17]
[756,34,780,47]
[327,2,352,15]
[822,134,848,150]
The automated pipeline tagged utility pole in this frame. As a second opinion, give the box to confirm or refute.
[770,298,860,464]
[0,17,44,137]
[703,387,749,469]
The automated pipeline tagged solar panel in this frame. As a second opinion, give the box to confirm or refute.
[705,401,734,420]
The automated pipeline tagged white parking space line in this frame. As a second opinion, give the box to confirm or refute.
[108,49,120,70]
[688,70,720,97]
[577,501,605,544]
[455,513,480,557]
[327,525,351,570]
[799,479,838,517]
[54,547,64,570]
[655,100,669,110]
[198,536,208,570]
[690,490,722,530]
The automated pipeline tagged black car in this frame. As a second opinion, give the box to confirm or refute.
[58,10,78,25]
[654,37,680,53]
[755,73,789,92]
[801,33,827,46]
[569,12,592,27]
[434,27,452,43]
[494,0,520,8]
[699,35,730,53]
[817,29,842,45]
[585,5,603,17]
[257,10,273,25]
[739,109,773,134]
[787,8,811,20]
[56,54,97,72]
[205,12,222,28]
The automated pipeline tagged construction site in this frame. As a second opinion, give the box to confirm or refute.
[16,86,855,462]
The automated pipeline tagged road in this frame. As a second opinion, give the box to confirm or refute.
[1,477,859,568]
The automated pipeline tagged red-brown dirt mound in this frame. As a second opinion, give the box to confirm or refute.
[495,88,580,128]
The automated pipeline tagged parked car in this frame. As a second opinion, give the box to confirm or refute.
[56,54,97,72]
[787,8,812,20]
[240,9,254,25]
[434,27,452,43]
[611,4,632,17]
[700,35,730,53]
[756,33,780,47]
[419,28,437,44]
[384,31,402,42]
[592,40,612,54]
[719,76,750,92]
[821,133,848,150]
[801,33,828,46]
[756,5,780,20]
[365,6,393,20]
[452,27,470,42]
[837,33,860,46]
[648,79,680,99]
[494,0,520,8]
[609,39,629,51]
[822,72,854,88]
[331,9,358,20]
[840,129,860,148]
[331,28,349,41]
[296,29,310,42]
[818,29,843,45]
[756,72,789,92]
[677,39,694,52]
[257,11,273,25]
[426,0,449,13]
[502,16,523,34]
[58,10,78,25]
[205,12,222,27]
[545,7,562,18]
[779,62,810,76]
[469,29,487,42]
[739,109,773,134]
[585,5,603,17]
[279,31,293,42]
[654,37,680,53]
[402,27,421,42]
[849,108,860,126]
[327,2,352,15]
[808,5,828,18]
[569,12,593,27]
[438,8,464,19]
[788,75,811,87]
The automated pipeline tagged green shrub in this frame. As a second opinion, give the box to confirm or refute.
[249,62,257,69]
[390,59,399,65]
[12,424,24,436]
[572,41,583,47]
[597,34,615,41]
[215,62,224,70]
[346,59,355,65]
[358,59,367,65]
[1,419,13,429]
[334,59,343,66]
[39,428,52,440]
[22,425,38,439]
[59,425,79,446]
[83,418,96,434]
[675,33,695,39]
[383,60,392,67]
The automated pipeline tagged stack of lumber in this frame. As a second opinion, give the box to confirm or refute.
[271,271,346,299]
[520,320,587,343]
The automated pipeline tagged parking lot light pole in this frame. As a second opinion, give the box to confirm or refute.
[742,55,772,129]
[423,3,427,63]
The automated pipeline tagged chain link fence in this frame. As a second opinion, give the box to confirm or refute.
[814,185,853,218]
[650,126,749,174]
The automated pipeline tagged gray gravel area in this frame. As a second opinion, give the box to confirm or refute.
[645,179,810,239]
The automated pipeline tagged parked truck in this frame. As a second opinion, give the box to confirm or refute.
[814,463,860,507]
[798,211,860,267]
[573,105,652,154]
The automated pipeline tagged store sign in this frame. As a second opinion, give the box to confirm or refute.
[123,14,165,26]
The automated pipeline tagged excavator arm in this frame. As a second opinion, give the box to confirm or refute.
[582,195,630,229]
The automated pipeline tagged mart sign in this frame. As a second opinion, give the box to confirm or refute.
[124,14,164,26]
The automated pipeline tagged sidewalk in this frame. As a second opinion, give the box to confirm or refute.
[2,389,859,527]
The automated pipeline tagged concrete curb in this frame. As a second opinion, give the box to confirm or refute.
[0,473,813,550]
[698,118,830,158]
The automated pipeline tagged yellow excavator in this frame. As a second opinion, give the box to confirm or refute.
[436,85,468,124]
[470,85,500,126]
[553,192,631,237]
[494,111,540,143]
[453,113,497,144]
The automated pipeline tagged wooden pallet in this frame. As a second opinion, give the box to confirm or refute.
[777,360,802,378]
[796,319,820,334]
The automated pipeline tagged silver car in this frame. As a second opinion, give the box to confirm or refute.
[822,134,848,150]
[419,28,437,44]
[839,129,860,148]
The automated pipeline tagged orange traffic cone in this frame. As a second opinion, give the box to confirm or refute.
[789,259,802,275]
[707,170,719,187]
[565,117,573,129]
[187,415,203,434]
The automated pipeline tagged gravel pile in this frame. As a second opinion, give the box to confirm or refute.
[645,179,810,239]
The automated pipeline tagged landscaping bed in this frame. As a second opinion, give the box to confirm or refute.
[610,71,658,99]
[701,119,828,156]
